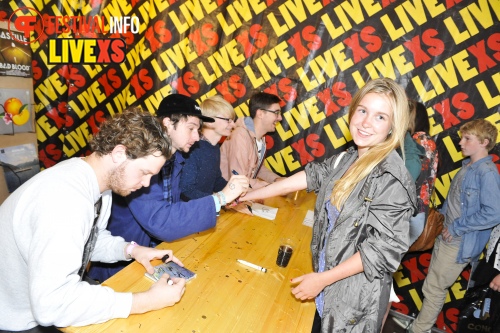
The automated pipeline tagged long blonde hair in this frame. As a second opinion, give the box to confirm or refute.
[331,78,409,208]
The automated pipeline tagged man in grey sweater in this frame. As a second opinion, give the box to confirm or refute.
[0,109,186,332]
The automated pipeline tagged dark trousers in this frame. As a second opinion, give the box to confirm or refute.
[311,310,322,333]
[0,327,61,333]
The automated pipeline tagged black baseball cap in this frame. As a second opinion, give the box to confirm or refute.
[156,94,214,122]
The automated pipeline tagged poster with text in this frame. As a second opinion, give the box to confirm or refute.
[0,27,32,77]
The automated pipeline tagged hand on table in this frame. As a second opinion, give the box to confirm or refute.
[149,274,186,307]
[132,246,184,275]
[132,274,186,314]
[290,272,326,301]
[230,202,253,216]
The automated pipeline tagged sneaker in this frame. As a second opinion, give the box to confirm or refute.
[392,316,413,331]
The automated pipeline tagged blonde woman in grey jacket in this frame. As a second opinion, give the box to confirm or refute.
[243,78,417,333]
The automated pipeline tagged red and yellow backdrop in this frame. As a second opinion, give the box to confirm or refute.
[1,0,499,331]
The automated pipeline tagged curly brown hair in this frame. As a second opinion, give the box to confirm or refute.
[90,107,171,159]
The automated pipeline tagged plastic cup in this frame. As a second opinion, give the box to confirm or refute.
[276,239,294,267]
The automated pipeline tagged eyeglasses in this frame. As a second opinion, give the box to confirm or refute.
[214,116,235,123]
[260,108,282,116]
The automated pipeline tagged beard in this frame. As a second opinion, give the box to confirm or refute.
[108,161,130,197]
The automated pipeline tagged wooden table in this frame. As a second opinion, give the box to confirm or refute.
[62,190,317,333]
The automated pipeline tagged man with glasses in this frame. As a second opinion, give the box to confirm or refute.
[89,94,249,283]
[220,92,285,190]
[180,95,236,200]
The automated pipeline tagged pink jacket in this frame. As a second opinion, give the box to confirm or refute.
[220,117,280,189]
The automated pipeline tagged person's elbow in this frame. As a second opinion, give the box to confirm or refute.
[162,230,183,242]
[33,299,103,328]
[32,304,64,327]
[30,286,81,327]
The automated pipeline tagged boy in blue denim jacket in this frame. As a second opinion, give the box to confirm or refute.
[409,119,500,333]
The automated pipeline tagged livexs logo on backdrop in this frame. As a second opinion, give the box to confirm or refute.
[7,6,139,64]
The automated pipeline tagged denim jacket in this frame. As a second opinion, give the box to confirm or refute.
[444,155,500,264]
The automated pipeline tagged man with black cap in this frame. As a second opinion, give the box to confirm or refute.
[89,94,249,282]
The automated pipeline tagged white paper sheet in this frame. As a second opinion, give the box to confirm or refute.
[302,210,314,227]
[250,203,278,220]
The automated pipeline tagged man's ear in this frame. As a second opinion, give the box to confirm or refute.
[163,117,173,131]
[110,145,128,163]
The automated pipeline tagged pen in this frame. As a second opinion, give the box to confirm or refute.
[232,170,252,188]
[237,259,267,273]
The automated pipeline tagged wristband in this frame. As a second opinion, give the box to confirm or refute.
[217,191,227,206]
[212,194,221,212]
[126,241,138,259]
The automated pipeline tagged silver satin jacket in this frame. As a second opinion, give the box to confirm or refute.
[305,147,417,333]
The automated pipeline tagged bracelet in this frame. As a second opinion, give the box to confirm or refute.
[126,241,138,259]
[217,191,227,206]
[212,194,221,212]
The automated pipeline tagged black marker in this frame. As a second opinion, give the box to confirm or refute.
[161,254,174,285]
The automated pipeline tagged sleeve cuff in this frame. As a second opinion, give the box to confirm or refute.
[212,194,221,212]
[112,290,133,318]
[448,222,458,237]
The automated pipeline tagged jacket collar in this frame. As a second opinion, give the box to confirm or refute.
[461,155,493,169]
[174,150,185,165]
[242,116,255,133]
[164,151,185,168]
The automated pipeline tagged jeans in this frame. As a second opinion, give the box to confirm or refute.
[409,212,425,245]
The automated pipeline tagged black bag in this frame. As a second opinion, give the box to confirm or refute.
[456,287,495,333]
[457,253,500,333]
